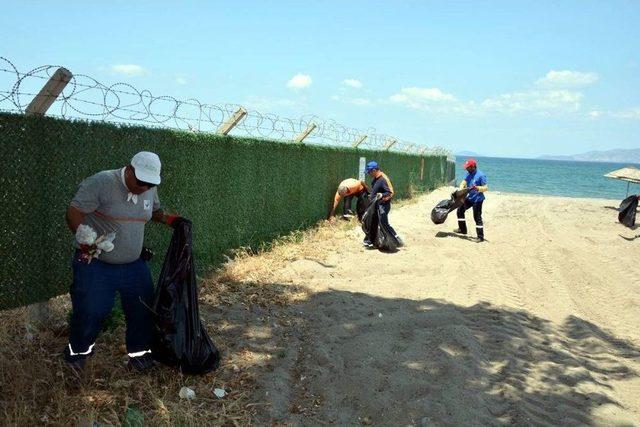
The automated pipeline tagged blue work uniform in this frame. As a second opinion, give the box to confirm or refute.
[456,170,488,240]
[366,171,399,243]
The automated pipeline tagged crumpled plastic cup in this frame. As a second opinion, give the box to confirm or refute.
[179,386,196,400]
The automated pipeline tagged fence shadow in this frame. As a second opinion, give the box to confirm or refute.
[2,280,638,425]
[201,283,640,426]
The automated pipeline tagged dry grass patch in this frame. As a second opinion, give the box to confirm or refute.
[0,216,362,426]
[0,295,258,426]
[211,218,355,286]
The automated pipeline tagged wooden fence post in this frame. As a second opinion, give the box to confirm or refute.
[217,107,247,135]
[25,67,73,115]
[352,135,367,148]
[294,122,316,143]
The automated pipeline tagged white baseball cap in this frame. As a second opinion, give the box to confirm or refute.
[131,151,161,185]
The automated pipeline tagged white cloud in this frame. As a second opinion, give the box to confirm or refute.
[342,78,363,88]
[109,64,148,77]
[331,94,372,106]
[388,87,475,114]
[535,70,599,88]
[243,96,298,111]
[390,87,457,104]
[481,90,583,114]
[611,107,640,120]
[287,74,312,90]
[176,76,187,85]
[388,85,583,116]
[588,110,602,119]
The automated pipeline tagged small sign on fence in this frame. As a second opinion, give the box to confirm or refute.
[358,157,366,181]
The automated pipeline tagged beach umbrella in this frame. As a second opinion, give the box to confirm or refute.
[604,166,640,196]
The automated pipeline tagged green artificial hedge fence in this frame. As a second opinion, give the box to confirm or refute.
[0,113,454,309]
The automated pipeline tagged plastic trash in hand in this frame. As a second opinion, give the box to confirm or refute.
[96,240,114,252]
[76,224,97,245]
[95,232,116,253]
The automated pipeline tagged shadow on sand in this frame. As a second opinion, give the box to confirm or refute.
[619,234,640,241]
[202,283,640,426]
[435,230,485,242]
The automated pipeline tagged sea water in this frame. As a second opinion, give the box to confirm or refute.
[455,157,640,200]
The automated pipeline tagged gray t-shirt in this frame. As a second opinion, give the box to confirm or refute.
[71,169,161,264]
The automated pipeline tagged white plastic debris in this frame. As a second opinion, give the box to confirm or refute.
[96,240,115,252]
[213,388,227,398]
[179,386,196,400]
[378,313,383,318]
[96,233,116,258]
[76,224,97,245]
[76,228,117,262]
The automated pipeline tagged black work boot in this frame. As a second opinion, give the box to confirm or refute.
[63,345,90,377]
[128,354,156,373]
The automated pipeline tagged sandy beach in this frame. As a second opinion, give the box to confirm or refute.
[211,187,640,426]
[2,188,639,426]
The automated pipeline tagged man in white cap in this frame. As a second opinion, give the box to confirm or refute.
[63,151,183,373]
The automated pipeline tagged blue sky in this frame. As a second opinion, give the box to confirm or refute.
[1,0,639,157]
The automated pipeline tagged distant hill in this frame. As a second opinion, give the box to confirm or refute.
[455,150,480,157]
[539,148,640,164]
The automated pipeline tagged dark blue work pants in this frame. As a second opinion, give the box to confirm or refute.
[64,255,154,362]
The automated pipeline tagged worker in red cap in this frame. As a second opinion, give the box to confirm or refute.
[455,158,488,241]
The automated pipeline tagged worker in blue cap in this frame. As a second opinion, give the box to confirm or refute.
[364,161,404,247]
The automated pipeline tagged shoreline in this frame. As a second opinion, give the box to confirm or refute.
[454,154,640,166]
[435,186,631,202]
[487,189,630,202]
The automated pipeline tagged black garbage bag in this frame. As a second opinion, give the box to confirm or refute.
[151,219,220,375]
[430,188,470,224]
[361,199,400,252]
[618,195,638,228]
[431,198,455,224]
[356,190,370,221]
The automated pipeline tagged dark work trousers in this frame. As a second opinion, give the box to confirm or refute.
[64,254,154,362]
[343,194,355,215]
[379,203,399,237]
[344,191,368,216]
[456,199,484,239]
